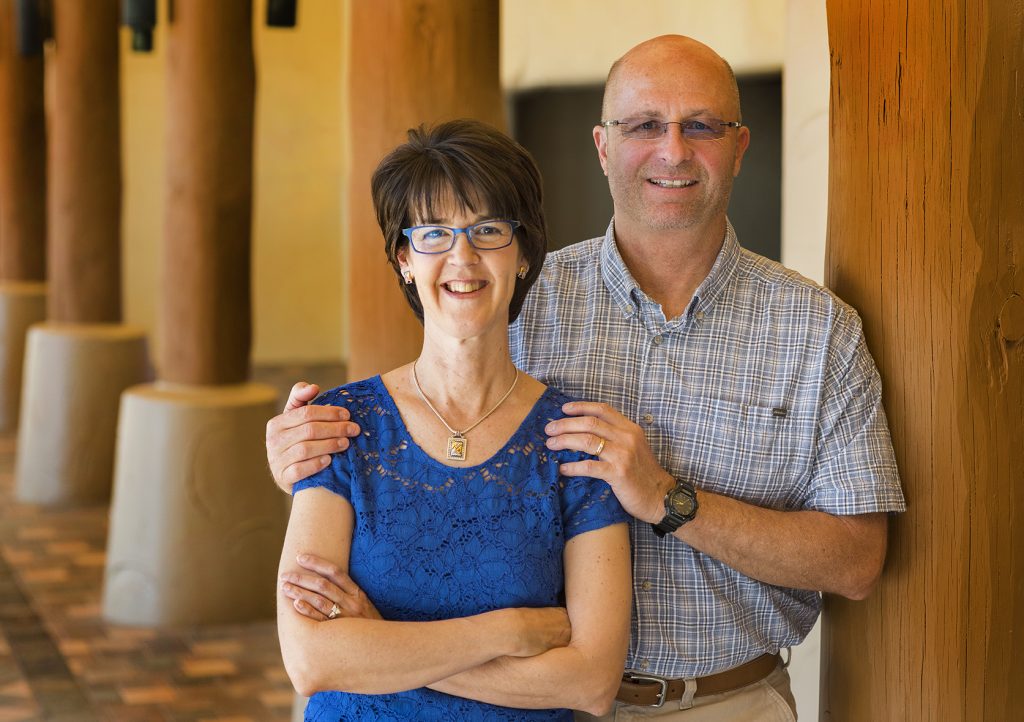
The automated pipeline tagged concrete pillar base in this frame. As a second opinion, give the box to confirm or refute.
[0,282,46,431]
[103,381,287,626]
[15,322,149,504]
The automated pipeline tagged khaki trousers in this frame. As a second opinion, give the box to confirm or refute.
[575,663,797,722]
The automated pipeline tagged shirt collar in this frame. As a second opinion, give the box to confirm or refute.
[600,218,742,320]
[599,219,644,319]
[687,220,741,317]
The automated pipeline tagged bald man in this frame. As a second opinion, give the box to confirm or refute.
[267,36,905,720]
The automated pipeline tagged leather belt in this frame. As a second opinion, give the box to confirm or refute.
[615,653,781,707]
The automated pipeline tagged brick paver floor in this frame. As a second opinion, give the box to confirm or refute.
[0,365,350,721]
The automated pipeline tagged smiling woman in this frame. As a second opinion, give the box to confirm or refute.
[372,121,549,324]
[276,119,632,721]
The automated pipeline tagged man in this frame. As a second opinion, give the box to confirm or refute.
[267,35,905,720]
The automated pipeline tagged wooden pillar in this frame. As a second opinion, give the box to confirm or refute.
[160,0,254,385]
[48,0,121,323]
[0,0,47,430]
[345,0,503,381]
[15,0,148,503]
[0,0,46,283]
[103,0,285,626]
[823,2,1023,720]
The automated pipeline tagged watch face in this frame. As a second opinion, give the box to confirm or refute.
[668,489,696,517]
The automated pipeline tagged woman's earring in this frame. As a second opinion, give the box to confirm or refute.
[402,270,414,285]
[517,266,528,280]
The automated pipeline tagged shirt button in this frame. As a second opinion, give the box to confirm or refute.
[695,310,705,320]
[653,335,663,345]
[641,580,652,591]
[639,659,650,671]
[643,413,654,425]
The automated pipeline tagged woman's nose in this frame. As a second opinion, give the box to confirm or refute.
[447,231,479,264]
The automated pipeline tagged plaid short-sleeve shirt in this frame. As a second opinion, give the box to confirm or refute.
[510,220,905,679]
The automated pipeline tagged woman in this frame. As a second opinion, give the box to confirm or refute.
[277,119,631,721]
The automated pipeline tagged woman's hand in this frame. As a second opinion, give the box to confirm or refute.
[506,607,572,657]
[280,553,382,621]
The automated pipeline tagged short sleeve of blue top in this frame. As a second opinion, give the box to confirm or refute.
[293,376,629,722]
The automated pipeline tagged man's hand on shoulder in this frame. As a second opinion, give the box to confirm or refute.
[544,401,674,523]
[266,382,361,493]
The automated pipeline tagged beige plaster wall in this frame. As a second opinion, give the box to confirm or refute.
[501,0,785,90]
[781,0,829,284]
[120,0,344,368]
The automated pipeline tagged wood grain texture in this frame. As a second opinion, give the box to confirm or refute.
[160,0,254,385]
[47,0,121,322]
[823,1,1023,719]
[345,0,503,382]
[0,0,46,282]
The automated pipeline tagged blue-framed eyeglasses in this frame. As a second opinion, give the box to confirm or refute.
[601,117,742,141]
[401,220,521,254]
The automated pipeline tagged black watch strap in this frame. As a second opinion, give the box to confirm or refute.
[652,479,698,538]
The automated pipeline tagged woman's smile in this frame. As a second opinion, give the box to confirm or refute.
[442,279,488,295]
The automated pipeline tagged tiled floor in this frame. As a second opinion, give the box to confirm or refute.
[0,365,347,721]
[0,436,295,721]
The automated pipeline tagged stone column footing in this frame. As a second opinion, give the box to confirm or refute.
[103,381,287,626]
[15,322,149,505]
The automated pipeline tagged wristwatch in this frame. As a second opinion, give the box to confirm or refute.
[652,478,698,537]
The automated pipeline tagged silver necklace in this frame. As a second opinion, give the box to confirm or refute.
[412,361,519,461]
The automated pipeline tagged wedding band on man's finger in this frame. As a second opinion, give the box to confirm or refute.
[594,437,606,456]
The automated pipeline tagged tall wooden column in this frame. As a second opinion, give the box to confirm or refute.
[159,0,254,384]
[104,0,285,626]
[15,0,148,504]
[822,2,1023,719]
[0,0,47,430]
[345,0,503,380]
[47,0,120,323]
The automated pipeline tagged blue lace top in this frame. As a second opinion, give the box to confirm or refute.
[292,375,629,722]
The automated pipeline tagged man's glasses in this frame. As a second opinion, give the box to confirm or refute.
[401,220,520,254]
[601,117,742,142]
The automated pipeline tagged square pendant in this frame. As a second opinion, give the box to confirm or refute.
[446,435,467,461]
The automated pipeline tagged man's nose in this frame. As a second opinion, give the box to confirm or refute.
[658,123,695,165]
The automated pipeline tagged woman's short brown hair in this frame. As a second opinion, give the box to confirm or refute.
[370,119,547,324]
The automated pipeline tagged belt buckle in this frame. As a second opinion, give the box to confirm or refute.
[624,673,668,708]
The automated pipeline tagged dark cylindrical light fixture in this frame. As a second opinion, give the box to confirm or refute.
[266,0,296,27]
[122,0,156,52]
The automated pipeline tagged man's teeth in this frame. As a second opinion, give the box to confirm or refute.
[650,179,697,188]
[445,280,484,293]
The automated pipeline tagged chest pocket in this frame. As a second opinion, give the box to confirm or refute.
[664,395,815,510]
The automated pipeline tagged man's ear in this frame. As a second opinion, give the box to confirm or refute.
[593,125,610,176]
[733,125,751,177]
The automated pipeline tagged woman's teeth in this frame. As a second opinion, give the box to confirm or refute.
[444,280,484,293]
